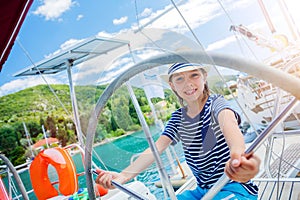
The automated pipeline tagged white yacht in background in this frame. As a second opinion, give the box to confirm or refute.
[232,24,300,131]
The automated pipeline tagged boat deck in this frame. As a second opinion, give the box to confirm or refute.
[176,140,300,200]
[254,178,300,200]
[258,143,300,178]
[253,142,300,200]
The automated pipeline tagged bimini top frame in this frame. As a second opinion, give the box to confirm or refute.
[13,36,129,147]
[14,36,129,76]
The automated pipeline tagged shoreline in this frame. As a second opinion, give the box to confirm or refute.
[69,130,138,155]
[68,124,163,156]
[93,130,136,148]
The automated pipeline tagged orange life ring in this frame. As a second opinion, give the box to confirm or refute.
[0,177,10,200]
[29,147,78,200]
[96,183,108,196]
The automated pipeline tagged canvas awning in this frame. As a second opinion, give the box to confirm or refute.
[0,0,33,72]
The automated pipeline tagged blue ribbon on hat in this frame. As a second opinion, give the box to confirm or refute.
[168,63,197,75]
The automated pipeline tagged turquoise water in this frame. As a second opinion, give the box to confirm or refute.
[3,125,185,199]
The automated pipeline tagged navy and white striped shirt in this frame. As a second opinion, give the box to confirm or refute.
[162,94,258,195]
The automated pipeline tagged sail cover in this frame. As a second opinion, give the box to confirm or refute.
[0,0,33,72]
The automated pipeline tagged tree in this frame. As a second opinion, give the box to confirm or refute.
[110,114,119,131]
[10,146,26,165]
[95,124,107,142]
[26,121,42,138]
[39,116,45,127]
[128,101,139,124]
[57,118,68,146]
[45,115,56,137]
[0,125,18,158]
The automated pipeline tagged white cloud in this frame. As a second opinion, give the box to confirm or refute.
[33,0,75,21]
[206,35,237,51]
[97,31,117,38]
[72,47,164,86]
[0,76,64,97]
[140,8,152,17]
[133,0,254,34]
[2,0,265,97]
[259,0,300,42]
[45,38,84,58]
[285,0,300,29]
[134,1,221,33]
[60,38,84,50]
[76,14,83,21]
[113,16,128,25]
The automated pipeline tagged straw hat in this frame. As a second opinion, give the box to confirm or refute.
[160,63,210,83]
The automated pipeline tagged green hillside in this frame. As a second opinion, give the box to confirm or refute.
[0,84,107,124]
[0,84,175,165]
[0,74,236,166]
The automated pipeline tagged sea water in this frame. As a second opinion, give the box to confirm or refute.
[77,125,185,199]
[4,125,184,199]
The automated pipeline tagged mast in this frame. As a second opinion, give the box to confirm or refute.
[66,59,85,147]
[126,82,177,199]
[257,0,300,40]
[22,122,34,158]
[257,0,276,34]
[127,46,177,199]
[42,125,49,149]
[277,0,300,40]
[14,36,129,148]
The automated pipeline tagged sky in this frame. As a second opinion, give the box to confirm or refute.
[1,0,300,97]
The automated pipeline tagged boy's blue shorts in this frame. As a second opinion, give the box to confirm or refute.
[176,182,257,200]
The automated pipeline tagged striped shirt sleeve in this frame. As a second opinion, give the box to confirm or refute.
[212,95,241,125]
[162,109,181,145]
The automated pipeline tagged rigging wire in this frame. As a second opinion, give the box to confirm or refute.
[168,1,300,199]
[169,0,204,50]
[276,134,285,200]
[217,0,285,138]
[134,0,172,52]
[170,0,266,142]
[216,1,300,198]
[12,0,299,198]
[216,0,265,138]
[271,145,300,172]
[218,0,244,56]
[131,6,169,198]
[16,39,72,117]
[16,38,109,173]
[218,0,297,199]
[217,0,259,60]
[134,0,283,183]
